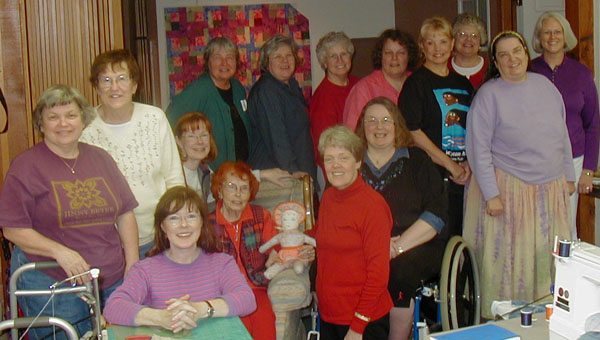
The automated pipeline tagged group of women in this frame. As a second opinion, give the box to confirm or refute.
[311,11,596,339]
[0,9,597,340]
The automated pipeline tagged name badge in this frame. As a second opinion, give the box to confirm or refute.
[241,99,248,112]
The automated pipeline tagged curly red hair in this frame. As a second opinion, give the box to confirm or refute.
[211,161,260,201]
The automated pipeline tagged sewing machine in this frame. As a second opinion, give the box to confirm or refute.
[550,241,600,339]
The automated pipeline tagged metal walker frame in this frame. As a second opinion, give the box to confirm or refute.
[4,261,104,340]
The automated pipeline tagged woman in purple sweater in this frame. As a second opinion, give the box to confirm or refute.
[530,11,600,237]
[464,31,574,319]
[104,186,256,333]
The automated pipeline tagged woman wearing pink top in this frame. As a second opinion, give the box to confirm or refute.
[343,29,419,130]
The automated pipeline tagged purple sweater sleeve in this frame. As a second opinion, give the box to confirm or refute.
[217,254,257,316]
[103,262,151,326]
[466,86,500,200]
[581,74,600,170]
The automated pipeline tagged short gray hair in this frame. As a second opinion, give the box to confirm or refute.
[452,13,488,46]
[259,35,300,73]
[33,84,95,133]
[203,37,239,73]
[532,11,577,53]
[316,31,354,70]
[318,125,363,163]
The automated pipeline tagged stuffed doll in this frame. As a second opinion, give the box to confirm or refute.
[259,201,316,279]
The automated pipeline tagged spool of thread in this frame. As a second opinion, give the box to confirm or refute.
[545,304,554,321]
[520,309,533,328]
[558,239,571,257]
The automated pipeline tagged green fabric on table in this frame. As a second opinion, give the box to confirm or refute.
[107,316,251,339]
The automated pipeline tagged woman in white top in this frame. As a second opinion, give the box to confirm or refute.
[80,49,185,259]
[449,13,489,89]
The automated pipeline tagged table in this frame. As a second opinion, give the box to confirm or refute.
[107,316,251,340]
[428,312,568,339]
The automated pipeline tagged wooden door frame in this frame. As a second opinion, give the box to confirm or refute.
[565,0,596,243]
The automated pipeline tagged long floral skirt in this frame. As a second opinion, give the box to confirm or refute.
[463,168,571,319]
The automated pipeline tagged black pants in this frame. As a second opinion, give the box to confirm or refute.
[446,180,464,237]
[319,313,389,340]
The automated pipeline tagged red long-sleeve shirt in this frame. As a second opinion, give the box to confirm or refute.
[315,176,393,333]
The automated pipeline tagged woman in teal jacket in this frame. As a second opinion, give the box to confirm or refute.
[168,37,251,170]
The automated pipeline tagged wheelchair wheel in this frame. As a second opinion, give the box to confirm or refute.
[439,236,480,330]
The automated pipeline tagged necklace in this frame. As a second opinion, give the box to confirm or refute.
[367,149,395,168]
[60,156,79,174]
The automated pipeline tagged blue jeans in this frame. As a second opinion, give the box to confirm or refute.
[11,247,122,340]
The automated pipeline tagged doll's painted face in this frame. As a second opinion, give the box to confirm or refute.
[281,210,300,230]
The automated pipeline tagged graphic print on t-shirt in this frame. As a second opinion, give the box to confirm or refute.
[51,177,119,228]
[433,88,471,162]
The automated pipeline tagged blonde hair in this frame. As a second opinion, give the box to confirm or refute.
[420,16,453,43]
[532,12,577,53]
[318,125,363,163]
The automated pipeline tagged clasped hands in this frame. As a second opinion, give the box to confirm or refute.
[161,294,200,333]
[448,161,470,185]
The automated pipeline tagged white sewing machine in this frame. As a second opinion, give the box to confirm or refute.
[550,241,600,339]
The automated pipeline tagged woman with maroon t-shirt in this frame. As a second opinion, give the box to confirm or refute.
[0,85,139,339]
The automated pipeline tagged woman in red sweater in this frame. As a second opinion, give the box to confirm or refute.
[315,126,393,340]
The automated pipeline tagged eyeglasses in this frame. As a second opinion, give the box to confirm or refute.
[328,52,351,61]
[223,181,250,194]
[271,53,295,63]
[165,212,201,227]
[182,132,210,141]
[457,32,480,40]
[364,116,394,127]
[542,30,563,37]
[97,75,132,89]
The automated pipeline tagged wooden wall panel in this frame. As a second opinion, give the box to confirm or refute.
[24,0,124,115]
[0,0,30,181]
[0,0,124,185]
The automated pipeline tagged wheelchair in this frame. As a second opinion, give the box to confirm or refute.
[304,235,480,340]
[4,261,105,340]
[413,235,481,339]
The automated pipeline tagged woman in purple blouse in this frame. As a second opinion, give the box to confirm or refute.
[530,11,600,237]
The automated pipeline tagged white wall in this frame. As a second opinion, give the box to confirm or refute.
[156,0,396,109]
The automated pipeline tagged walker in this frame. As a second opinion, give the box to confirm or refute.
[4,261,104,340]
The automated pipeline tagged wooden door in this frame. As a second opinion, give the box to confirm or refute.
[566,0,596,243]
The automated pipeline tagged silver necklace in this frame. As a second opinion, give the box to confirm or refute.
[60,156,79,174]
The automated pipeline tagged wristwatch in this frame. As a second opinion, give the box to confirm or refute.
[205,300,215,318]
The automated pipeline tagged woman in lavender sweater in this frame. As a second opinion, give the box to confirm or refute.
[104,186,256,333]
[464,31,574,319]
